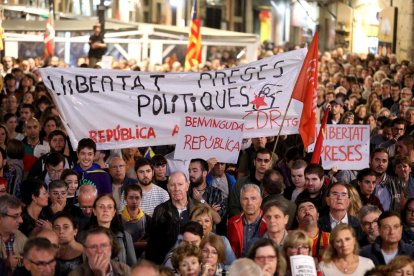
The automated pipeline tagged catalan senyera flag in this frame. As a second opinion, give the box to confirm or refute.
[311,105,331,164]
[184,0,201,71]
[291,32,319,149]
[43,5,55,58]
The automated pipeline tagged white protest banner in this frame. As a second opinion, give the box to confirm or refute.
[290,255,317,276]
[308,124,370,170]
[174,115,244,163]
[39,48,306,150]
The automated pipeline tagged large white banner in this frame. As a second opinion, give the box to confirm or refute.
[39,49,306,150]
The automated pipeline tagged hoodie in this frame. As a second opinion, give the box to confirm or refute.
[74,163,112,195]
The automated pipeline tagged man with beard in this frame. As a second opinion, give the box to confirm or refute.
[135,158,169,217]
[188,158,225,224]
[317,183,362,238]
[296,200,330,262]
[359,205,382,247]
[370,148,404,211]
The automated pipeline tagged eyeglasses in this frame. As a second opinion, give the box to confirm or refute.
[85,243,111,252]
[4,213,22,221]
[48,169,63,175]
[80,206,94,211]
[361,220,378,227]
[97,205,114,211]
[202,249,218,256]
[51,191,67,197]
[26,258,56,268]
[287,245,310,253]
[329,192,349,199]
[109,165,126,170]
[256,158,271,164]
[255,255,277,262]
[406,208,414,215]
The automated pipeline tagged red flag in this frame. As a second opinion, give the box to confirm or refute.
[311,105,331,164]
[291,32,318,148]
[184,0,201,71]
[44,5,55,58]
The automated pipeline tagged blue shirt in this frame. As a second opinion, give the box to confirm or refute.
[375,174,391,211]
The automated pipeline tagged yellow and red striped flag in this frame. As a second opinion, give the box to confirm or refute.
[184,0,201,71]
[44,4,55,58]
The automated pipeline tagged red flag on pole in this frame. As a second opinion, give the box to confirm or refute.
[44,5,55,58]
[291,32,319,149]
[184,0,201,71]
[311,105,331,164]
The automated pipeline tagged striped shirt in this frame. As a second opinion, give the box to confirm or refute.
[140,184,170,216]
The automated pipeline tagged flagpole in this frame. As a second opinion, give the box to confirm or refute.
[272,96,294,154]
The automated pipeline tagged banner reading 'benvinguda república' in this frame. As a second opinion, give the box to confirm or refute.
[39,48,306,150]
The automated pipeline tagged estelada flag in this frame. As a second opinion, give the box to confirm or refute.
[44,5,55,58]
[291,32,318,149]
[184,0,201,71]
[311,105,331,164]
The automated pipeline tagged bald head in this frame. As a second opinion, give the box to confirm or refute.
[78,184,97,217]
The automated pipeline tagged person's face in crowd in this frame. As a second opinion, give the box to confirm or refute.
[7,96,18,112]
[0,127,6,145]
[400,88,413,100]
[383,126,393,141]
[0,182,7,196]
[131,266,159,276]
[78,194,96,217]
[342,114,354,125]
[0,206,23,235]
[109,158,127,183]
[201,243,219,270]
[211,162,226,178]
[391,264,414,276]
[93,196,116,226]
[286,241,310,257]
[3,57,13,69]
[25,119,40,140]
[367,115,376,130]
[331,103,342,115]
[23,92,34,104]
[291,167,306,189]
[53,217,77,245]
[193,214,213,236]
[357,106,367,119]
[382,83,391,96]
[21,107,34,122]
[23,248,56,276]
[395,162,412,181]
[304,173,324,195]
[405,201,414,228]
[189,162,206,187]
[406,110,414,125]
[182,232,202,247]
[153,162,167,180]
[84,233,111,267]
[325,93,335,103]
[372,101,382,114]
[44,120,57,136]
[136,164,154,186]
[361,212,380,239]
[178,255,201,276]
[393,124,405,137]
[50,186,67,206]
[333,229,355,257]
[379,215,403,244]
[254,153,272,175]
[125,190,142,210]
[351,83,361,94]
[404,76,413,89]
[358,175,377,197]
[327,185,350,212]
[167,173,189,203]
[46,162,64,181]
[77,147,94,169]
[254,245,277,276]
[64,174,78,197]
[240,187,262,217]
[391,86,401,99]
[297,202,319,227]
[252,137,267,149]
[33,186,49,207]
[265,206,288,235]
[370,152,389,175]
[5,116,17,133]
[400,102,410,116]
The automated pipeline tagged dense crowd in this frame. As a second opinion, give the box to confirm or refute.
[0,42,413,276]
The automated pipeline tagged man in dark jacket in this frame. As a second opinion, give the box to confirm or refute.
[360,211,414,265]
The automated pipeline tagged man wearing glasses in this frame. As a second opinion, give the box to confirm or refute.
[69,227,131,275]
[0,195,27,274]
[358,205,382,247]
[317,182,362,239]
[22,237,56,276]
[38,152,65,188]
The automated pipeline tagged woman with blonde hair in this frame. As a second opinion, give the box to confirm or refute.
[282,230,314,275]
[385,255,414,275]
[369,99,383,118]
[347,185,363,217]
[200,234,227,276]
[319,224,374,275]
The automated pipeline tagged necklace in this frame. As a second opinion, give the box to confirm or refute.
[336,256,357,274]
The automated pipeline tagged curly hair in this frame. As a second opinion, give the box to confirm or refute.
[171,243,201,270]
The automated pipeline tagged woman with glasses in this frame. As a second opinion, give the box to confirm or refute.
[52,212,83,276]
[200,234,227,276]
[282,230,313,275]
[248,238,286,276]
[44,180,82,221]
[78,194,136,266]
[319,224,374,275]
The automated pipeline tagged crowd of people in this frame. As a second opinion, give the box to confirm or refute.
[0,42,413,276]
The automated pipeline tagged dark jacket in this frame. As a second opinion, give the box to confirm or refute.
[68,261,130,276]
[318,213,363,240]
[295,185,328,215]
[378,174,405,211]
[146,197,198,264]
[360,238,414,265]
